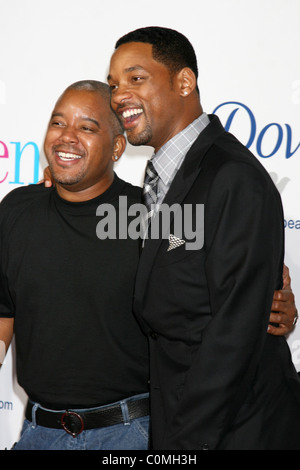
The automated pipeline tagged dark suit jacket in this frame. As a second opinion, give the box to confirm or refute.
[134,115,300,450]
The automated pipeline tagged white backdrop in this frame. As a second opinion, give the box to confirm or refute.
[0,0,299,450]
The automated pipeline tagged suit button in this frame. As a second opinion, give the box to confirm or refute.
[200,444,210,450]
[149,331,158,340]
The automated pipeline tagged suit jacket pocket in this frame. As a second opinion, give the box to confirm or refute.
[156,239,202,267]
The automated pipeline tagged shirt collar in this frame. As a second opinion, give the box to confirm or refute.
[152,112,210,186]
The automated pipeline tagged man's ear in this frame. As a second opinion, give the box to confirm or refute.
[177,67,197,97]
[112,134,127,162]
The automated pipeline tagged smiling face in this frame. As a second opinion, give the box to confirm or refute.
[44,88,125,201]
[108,42,191,152]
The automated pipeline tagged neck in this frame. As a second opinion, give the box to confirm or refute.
[154,100,203,153]
[55,175,114,203]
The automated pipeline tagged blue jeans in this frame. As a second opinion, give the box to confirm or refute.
[12,393,150,450]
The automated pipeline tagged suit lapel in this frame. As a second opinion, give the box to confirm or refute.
[134,115,226,309]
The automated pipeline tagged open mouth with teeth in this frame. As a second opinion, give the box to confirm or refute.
[121,108,144,127]
[57,152,83,162]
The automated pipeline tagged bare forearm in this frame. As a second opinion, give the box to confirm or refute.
[0,318,14,366]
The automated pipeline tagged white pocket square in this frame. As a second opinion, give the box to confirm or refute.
[167,234,185,252]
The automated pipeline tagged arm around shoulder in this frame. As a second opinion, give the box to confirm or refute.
[0,317,14,366]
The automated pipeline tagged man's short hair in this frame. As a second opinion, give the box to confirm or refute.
[66,80,124,135]
[115,27,199,93]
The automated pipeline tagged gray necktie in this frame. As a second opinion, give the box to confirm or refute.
[143,159,159,210]
[142,159,160,241]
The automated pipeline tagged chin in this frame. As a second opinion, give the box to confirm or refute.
[127,126,153,147]
[52,172,82,186]
[49,164,83,187]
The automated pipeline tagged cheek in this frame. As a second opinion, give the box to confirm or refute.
[110,99,118,113]
[145,92,169,120]
[43,135,53,157]
[44,130,59,152]
[86,140,113,169]
[151,92,179,129]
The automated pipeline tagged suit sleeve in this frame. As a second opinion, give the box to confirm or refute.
[162,160,284,449]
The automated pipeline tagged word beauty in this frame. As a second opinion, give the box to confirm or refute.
[285,219,300,230]
[96,197,204,250]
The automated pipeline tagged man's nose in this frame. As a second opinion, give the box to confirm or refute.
[111,86,133,108]
[59,126,79,144]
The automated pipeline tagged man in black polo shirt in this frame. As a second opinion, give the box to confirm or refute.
[0,80,149,450]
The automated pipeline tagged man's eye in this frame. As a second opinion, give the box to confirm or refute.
[81,126,94,133]
[132,76,143,83]
[109,84,118,92]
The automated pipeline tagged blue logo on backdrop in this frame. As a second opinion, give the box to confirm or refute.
[0,399,13,411]
[284,219,300,230]
[213,101,300,159]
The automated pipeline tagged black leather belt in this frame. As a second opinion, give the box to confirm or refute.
[25,398,149,438]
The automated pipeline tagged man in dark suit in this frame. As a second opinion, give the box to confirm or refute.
[108,26,300,450]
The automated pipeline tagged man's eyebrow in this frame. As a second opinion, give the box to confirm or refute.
[107,65,146,81]
[51,112,64,119]
[81,116,100,128]
[125,65,146,73]
[50,112,100,128]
